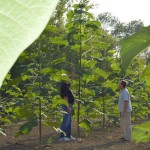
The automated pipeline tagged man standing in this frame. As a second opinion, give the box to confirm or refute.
[118,80,132,142]
[59,74,76,142]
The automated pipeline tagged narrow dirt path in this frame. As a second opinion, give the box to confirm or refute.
[40,127,150,150]
[0,124,150,150]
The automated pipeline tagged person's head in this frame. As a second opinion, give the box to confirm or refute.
[60,74,71,84]
[118,80,127,90]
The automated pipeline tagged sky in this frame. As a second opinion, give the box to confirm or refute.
[90,0,150,26]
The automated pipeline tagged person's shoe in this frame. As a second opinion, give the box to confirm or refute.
[119,137,131,142]
[119,137,125,140]
[59,137,70,142]
[125,139,132,142]
[70,136,76,141]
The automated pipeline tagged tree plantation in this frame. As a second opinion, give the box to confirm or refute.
[0,0,150,149]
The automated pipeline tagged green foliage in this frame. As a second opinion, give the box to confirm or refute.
[79,119,92,132]
[93,68,108,79]
[50,37,68,46]
[141,64,150,86]
[64,2,123,133]
[132,121,150,143]
[120,26,150,70]
[0,0,59,87]
[0,1,149,144]
[15,119,38,137]
[52,98,68,108]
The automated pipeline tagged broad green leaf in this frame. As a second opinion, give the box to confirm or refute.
[45,25,59,32]
[104,80,117,89]
[82,88,95,97]
[93,68,108,79]
[141,64,150,86]
[132,121,150,143]
[43,121,61,128]
[5,74,11,80]
[0,0,59,87]
[65,22,74,29]
[79,119,92,131]
[41,68,58,75]
[15,131,24,138]
[4,75,30,88]
[50,37,68,46]
[84,12,94,19]
[81,59,96,68]
[67,10,75,20]
[52,99,68,108]
[20,120,38,134]
[110,63,121,72]
[15,120,38,137]
[0,118,11,124]
[13,105,32,118]
[82,73,95,83]
[73,4,79,9]
[120,26,150,71]
[51,57,66,66]
[86,21,101,29]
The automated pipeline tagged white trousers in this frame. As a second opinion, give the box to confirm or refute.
[120,112,132,141]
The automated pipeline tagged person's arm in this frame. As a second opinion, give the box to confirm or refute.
[121,91,129,117]
[123,101,128,113]
[64,96,69,103]
[121,101,128,117]
[64,96,71,113]
[61,85,72,113]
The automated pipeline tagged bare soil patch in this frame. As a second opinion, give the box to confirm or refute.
[0,123,149,150]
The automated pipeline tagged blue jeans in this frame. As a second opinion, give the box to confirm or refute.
[60,104,72,138]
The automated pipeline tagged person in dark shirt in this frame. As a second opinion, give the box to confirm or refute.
[59,74,76,142]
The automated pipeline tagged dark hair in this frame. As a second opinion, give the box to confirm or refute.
[121,80,127,88]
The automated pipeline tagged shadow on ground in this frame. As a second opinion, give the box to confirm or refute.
[77,140,122,150]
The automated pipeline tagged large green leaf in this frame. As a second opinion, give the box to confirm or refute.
[93,68,108,79]
[43,121,61,128]
[0,0,59,87]
[120,26,150,71]
[15,119,38,137]
[79,119,92,132]
[52,99,68,108]
[141,63,150,86]
[50,37,68,46]
[20,120,38,134]
[132,121,150,143]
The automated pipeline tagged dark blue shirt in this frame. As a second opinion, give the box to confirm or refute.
[60,82,75,105]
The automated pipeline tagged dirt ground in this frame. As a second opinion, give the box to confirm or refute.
[0,123,150,150]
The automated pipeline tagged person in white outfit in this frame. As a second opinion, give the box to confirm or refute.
[118,80,132,142]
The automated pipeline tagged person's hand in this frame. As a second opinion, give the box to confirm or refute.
[67,106,71,113]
